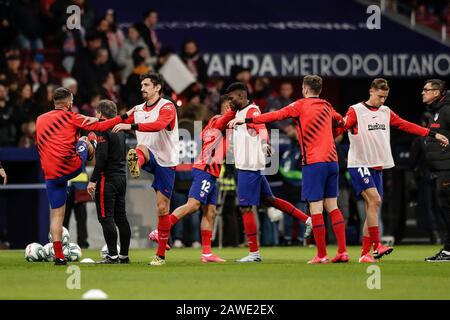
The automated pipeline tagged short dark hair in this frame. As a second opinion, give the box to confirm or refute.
[143,8,157,19]
[225,82,247,95]
[425,79,446,95]
[303,75,323,95]
[53,87,72,103]
[371,78,390,91]
[96,100,117,119]
[140,72,164,94]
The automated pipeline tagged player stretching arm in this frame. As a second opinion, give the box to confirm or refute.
[149,95,236,263]
[36,88,129,265]
[334,78,448,263]
[229,76,349,264]
[225,82,312,263]
[112,72,179,266]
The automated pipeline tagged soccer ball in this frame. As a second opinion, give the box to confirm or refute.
[43,243,54,261]
[100,244,120,258]
[48,227,70,245]
[24,243,45,262]
[64,243,82,261]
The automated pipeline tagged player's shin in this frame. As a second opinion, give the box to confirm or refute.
[329,208,347,253]
[156,214,171,258]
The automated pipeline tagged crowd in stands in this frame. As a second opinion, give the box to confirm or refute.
[0,0,302,149]
[385,0,450,33]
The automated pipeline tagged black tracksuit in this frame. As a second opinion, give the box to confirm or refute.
[425,94,450,251]
[91,126,130,257]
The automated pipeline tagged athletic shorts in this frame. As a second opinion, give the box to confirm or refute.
[142,150,175,199]
[349,167,383,198]
[236,169,273,206]
[188,168,218,205]
[302,161,339,202]
[45,140,89,209]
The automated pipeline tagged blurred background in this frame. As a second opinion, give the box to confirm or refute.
[0,0,449,250]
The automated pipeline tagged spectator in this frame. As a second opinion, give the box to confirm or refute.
[180,39,208,87]
[34,83,56,115]
[267,82,295,111]
[266,81,295,129]
[0,82,18,146]
[223,65,253,97]
[27,53,48,92]
[123,46,151,107]
[12,0,44,52]
[135,9,161,57]
[116,24,151,84]
[178,91,208,122]
[71,31,104,102]
[80,91,101,117]
[3,53,27,96]
[252,77,272,112]
[101,72,120,105]
[102,9,125,62]
[14,82,39,122]
[0,0,16,51]
[18,120,36,148]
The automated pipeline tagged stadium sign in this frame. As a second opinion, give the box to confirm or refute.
[204,53,450,77]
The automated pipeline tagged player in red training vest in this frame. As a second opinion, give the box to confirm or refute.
[333,78,448,263]
[36,88,129,265]
[112,72,179,266]
[225,82,312,263]
[229,76,348,264]
[149,94,236,263]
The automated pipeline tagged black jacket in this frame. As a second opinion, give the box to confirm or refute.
[425,94,450,171]
[90,126,127,183]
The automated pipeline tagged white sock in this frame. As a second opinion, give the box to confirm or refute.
[442,250,450,255]
[250,251,260,256]
[119,255,128,259]
[109,255,118,259]
[202,253,212,257]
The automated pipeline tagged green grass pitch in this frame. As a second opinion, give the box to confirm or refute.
[1,245,449,300]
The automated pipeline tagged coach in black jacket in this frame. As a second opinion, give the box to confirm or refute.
[87,100,131,264]
[423,79,450,262]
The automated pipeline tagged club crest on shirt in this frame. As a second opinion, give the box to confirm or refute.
[200,191,205,197]
[364,177,370,184]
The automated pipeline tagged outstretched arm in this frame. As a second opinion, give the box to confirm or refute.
[112,104,175,133]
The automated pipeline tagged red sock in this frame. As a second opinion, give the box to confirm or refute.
[273,197,309,223]
[311,214,327,258]
[329,209,347,253]
[361,236,372,256]
[368,226,380,250]
[169,214,179,226]
[156,215,171,258]
[201,230,212,255]
[53,241,64,260]
[242,211,259,253]
[136,148,146,168]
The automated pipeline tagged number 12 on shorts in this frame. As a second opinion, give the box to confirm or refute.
[358,167,371,177]
[201,180,211,193]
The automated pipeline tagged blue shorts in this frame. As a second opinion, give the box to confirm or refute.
[45,140,89,209]
[237,169,273,206]
[142,150,175,199]
[188,168,218,205]
[349,167,383,198]
[302,162,339,202]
